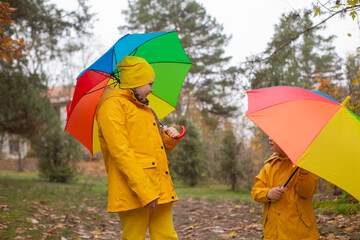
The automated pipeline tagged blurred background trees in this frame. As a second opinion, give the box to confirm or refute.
[0,2,26,61]
[120,0,240,129]
[167,117,204,186]
[219,128,241,191]
[244,10,341,90]
[0,0,93,181]
[0,0,359,198]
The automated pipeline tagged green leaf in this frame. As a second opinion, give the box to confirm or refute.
[349,11,358,20]
[314,8,321,17]
[314,7,321,17]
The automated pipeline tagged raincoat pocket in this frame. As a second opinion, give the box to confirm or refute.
[296,200,314,227]
[139,158,160,191]
[139,158,158,169]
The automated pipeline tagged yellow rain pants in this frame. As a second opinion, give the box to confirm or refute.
[118,203,178,240]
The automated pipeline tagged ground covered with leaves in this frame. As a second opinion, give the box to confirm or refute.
[0,176,359,240]
[173,199,360,240]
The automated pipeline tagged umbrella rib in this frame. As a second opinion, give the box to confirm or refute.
[113,48,117,70]
[131,48,138,56]
[85,81,116,95]
[85,69,111,79]
[68,72,111,118]
[82,70,119,96]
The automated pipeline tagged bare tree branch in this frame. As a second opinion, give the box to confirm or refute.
[244,5,360,64]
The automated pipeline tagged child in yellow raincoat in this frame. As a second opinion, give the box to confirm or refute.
[251,137,319,240]
[95,56,180,239]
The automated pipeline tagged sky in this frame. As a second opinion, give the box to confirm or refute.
[55,0,360,67]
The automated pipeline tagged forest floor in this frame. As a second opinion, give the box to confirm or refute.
[0,159,359,239]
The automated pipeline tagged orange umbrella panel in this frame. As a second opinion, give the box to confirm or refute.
[246,86,360,201]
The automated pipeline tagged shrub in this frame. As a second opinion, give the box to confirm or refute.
[33,117,81,183]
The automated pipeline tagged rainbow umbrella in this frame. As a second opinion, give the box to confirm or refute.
[245,86,360,201]
[64,31,192,154]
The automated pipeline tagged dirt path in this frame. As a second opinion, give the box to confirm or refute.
[173,199,263,239]
[172,199,360,240]
[1,195,359,239]
[76,198,359,240]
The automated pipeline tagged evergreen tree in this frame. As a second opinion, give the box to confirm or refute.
[167,117,204,186]
[0,64,54,171]
[0,67,50,138]
[245,10,342,89]
[0,0,93,175]
[120,0,239,126]
[219,128,241,190]
[7,0,93,76]
[0,0,93,133]
[34,115,81,183]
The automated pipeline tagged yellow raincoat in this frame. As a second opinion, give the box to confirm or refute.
[252,153,319,240]
[95,86,179,213]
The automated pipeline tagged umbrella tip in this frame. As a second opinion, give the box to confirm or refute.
[341,96,351,107]
[243,115,246,118]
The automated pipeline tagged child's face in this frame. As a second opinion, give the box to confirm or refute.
[268,137,287,157]
[134,83,153,100]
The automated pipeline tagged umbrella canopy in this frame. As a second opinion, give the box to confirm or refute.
[246,86,360,201]
[64,31,192,154]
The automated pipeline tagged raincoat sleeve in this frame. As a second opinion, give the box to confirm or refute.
[295,172,319,198]
[97,98,159,206]
[161,133,179,154]
[251,166,272,204]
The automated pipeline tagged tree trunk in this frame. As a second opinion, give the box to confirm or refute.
[0,134,5,160]
[231,173,236,191]
[17,138,24,172]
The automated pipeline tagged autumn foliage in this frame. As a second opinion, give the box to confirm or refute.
[0,2,26,61]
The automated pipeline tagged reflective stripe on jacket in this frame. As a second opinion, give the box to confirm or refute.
[251,153,319,240]
[95,86,179,212]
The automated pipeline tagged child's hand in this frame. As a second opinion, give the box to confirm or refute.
[163,127,180,139]
[146,199,158,210]
[266,187,285,201]
[299,168,309,177]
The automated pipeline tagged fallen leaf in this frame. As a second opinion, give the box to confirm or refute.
[26,218,39,224]
[327,233,335,240]
[0,205,9,211]
[90,227,102,235]
[15,228,26,234]
[212,227,224,233]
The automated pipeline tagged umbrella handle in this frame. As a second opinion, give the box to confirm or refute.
[174,126,186,139]
[66,99,72,121]
[283,166,299,188]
